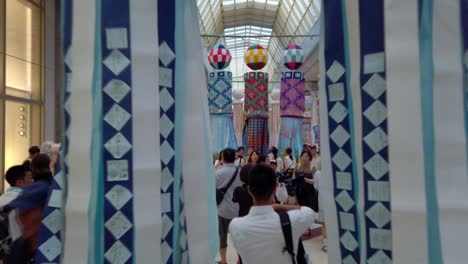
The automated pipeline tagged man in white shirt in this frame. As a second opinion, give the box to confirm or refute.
[229,164,314,264]
[234,146,245,167]
[216,148,242,264]
[0,165,34,240]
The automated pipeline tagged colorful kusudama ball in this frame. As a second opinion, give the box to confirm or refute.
[244,45,268,70]
[283,44,304,70]
[208,44,232,70]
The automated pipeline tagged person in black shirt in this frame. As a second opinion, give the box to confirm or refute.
[232,164,254,217]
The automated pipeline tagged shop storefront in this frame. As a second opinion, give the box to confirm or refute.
[0,0,46,191]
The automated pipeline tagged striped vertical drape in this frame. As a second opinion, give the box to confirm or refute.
[59,0,218,263]
[321,0,468,263]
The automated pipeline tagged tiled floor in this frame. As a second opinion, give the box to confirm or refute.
[224,235,328,264]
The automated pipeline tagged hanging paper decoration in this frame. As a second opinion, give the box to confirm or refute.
[232,88,245,146]
[283,44,305,70]
[209,71,233,113]
[270,89,281,148]
[244,45,268,70]
[278,71,305,155]
[244,71,269,155]
[208,71,237,151]
[208,44,232,70]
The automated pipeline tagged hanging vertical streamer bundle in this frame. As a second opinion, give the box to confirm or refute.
[244,72,270,155]
[209,71,238,152]
[279,71,305,156]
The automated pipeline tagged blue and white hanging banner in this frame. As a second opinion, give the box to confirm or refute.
[322,0,361,263]
[358,1,392,263]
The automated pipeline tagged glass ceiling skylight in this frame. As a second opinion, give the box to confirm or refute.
[197,0,321,83]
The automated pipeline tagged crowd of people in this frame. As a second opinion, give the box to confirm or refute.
[0,146,56,263]
[215,144,326,264]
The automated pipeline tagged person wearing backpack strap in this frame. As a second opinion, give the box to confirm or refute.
[216,148,243,264]
[229,164,314,264]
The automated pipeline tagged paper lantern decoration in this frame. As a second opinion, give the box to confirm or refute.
[244,45,268,70]
[232,88,244,100]
[283,44,305,70]
[208,44,232,70]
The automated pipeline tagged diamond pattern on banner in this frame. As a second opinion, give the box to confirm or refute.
[105,211,133,239]
[328,82,345,102]
[339,212,356,231]
[329,102,348,123]
[368,250,392,264]
[368,181,390,202]
[64,48,72,68]
[326,60,346,83]
[64,96,71,113]
[104,241,132,264]
[161,241,173,264]
[330,125,350,148]
[104,104,131,131]
[335,190,355,212]
[48,190,62,208]
[42,209,62,234]
[161,167,174,192]
[38,236,62,262]
[104,79,131,103]
[363,127,388,153]
[342,255,357,264]
[103,50,131,76]
[365,202,391,228]
[363,154,389,180]
[54,171,65,189]
[362,74,386,99]
[161,193,172,213]
[161,213,174,238]
[180,230,187,248]
[105,28,128,50]
[105,185,133,210]
[106,159,129,181]
[364,100,387,126]
[369,228,392,251]
[160,114,175,139]
[340,231,359,252]
[160,140,175,165]
[363,52,385,74]
[159,67,173,88]
[104,133,132,159]
[160,88,175,112]
[159,41,176,67]
[336,172,353,190]
[332,149,352,171]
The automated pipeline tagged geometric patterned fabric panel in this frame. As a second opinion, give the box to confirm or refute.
[209,71,233,114]
[244,71,269,117]
[280,71,305,117]
[246,117,269,156]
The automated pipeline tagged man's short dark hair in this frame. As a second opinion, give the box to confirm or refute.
[5,165,27,187]
[28,146,40,155]
[240,164,254,183]
[237,146,245,152]
[222,148,236,163]
[247,164,277,201]
[310,145,317,150]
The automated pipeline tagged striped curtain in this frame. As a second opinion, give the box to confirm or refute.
[320,0,468,263]
[59,0,218,263]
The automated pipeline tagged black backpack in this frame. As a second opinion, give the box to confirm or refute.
[277,211,308,264]
[0,210,12,259]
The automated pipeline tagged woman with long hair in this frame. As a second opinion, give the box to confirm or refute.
[247,150,259,165]
[282,147,296,177]
[268,146,283,173]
